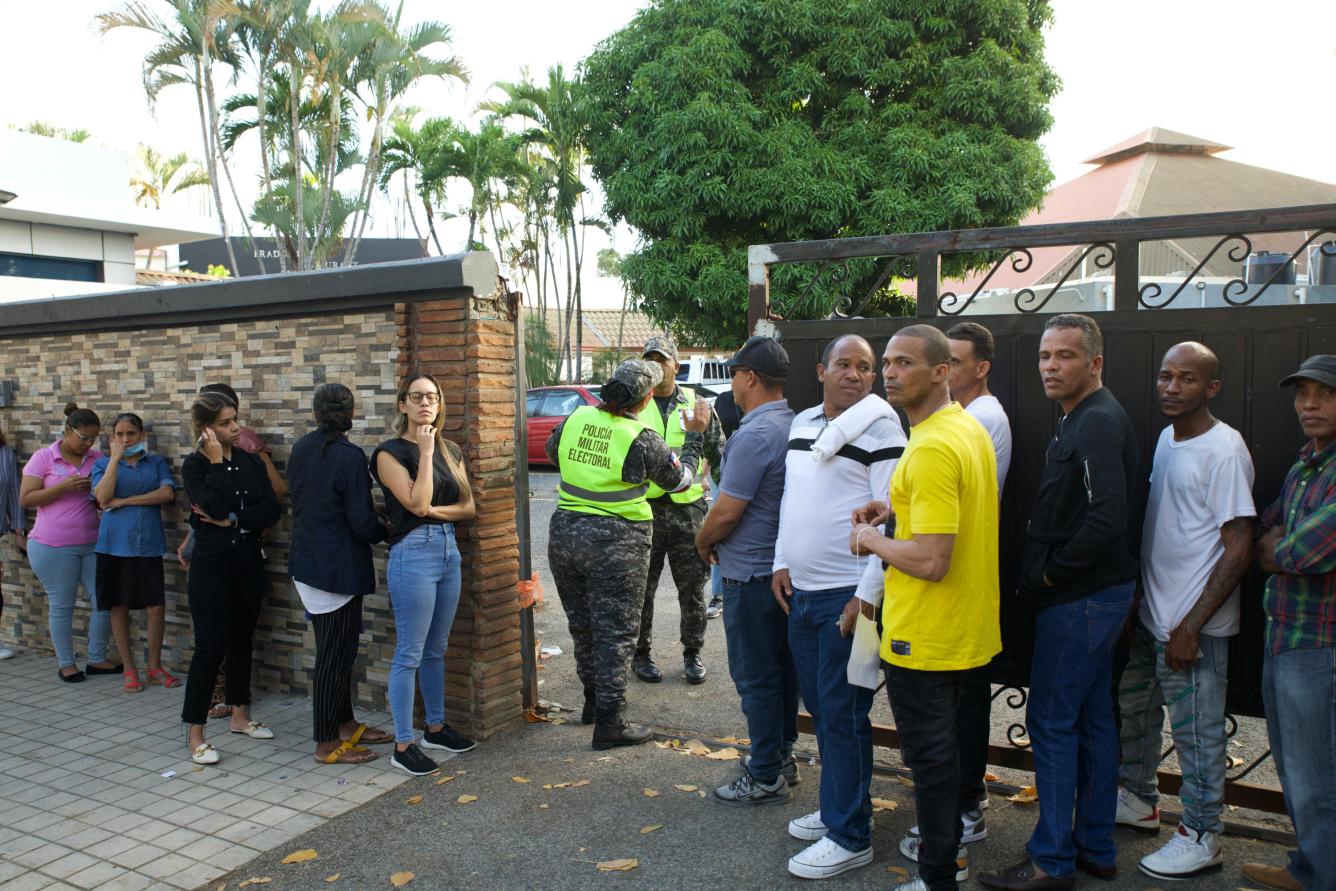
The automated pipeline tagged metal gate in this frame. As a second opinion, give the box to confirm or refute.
[749,203,1336,812]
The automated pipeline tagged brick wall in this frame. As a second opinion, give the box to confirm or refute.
[1,286,522,738]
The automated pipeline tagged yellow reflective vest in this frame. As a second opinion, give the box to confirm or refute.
[556,405,652,521]
[638,387,704,503]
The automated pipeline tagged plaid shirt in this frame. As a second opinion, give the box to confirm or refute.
[1260,439,1336,654]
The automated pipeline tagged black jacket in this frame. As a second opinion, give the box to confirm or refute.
[288,432,387,595]
[1018,387,1139,606]
[182,448,281,557]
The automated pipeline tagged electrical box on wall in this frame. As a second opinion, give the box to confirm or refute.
[0,381,13,407]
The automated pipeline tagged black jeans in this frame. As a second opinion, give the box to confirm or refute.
[955,670,992,813]
[310,597,361,743]
[181,542,265,725]
[886,663,989,891]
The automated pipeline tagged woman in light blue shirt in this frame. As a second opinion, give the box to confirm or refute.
[91,412,178,693]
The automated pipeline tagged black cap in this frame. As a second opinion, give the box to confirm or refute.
[723,336,789,379]
[1280,355,1336,389]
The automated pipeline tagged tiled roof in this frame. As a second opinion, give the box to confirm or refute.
[533,309,701,352]
[136,268,223,286]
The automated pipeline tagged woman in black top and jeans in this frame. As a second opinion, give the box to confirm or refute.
[372,372,476,776]
[288,384,392,764]
[180,392,281,765]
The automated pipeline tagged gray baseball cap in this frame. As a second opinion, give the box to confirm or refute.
[1280,355,1336,389]
[608,358,663,403]
[642,335,679,363]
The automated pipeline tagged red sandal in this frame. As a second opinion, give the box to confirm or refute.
[147,667,180,688]
[123,670,143,693]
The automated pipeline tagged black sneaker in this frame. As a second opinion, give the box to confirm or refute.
[390,743,438,776]
[421,724,476,753]
[714,771,790,807]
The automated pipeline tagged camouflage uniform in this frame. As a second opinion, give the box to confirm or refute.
[545,362,703,717]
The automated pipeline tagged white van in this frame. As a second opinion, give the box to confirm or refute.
[676,357,730,388]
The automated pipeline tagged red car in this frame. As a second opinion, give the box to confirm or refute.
[525,385,601,464]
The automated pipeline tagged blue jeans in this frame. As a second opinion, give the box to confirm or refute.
[1262,645,1336,889]
[27,540,109,668]
[710,564,722,597]
[1118,622,1229,833]
[387,525,462,744]
[789,585,873,852]
[722,574,798,782]
[1026,582,1133,877]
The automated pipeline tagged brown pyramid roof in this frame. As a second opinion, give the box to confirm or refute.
[1082,127,1231,165]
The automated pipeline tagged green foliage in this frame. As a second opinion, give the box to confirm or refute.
[130,144,210,209]
[523,312,561,387]
[582,0,1060,346]
[206,264,232,278]
[590,347,629,383]
[11,122,92,142]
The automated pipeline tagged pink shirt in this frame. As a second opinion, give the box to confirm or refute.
[22,441,104,547]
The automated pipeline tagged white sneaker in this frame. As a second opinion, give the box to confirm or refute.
[901,807,986,856]
[1115,785,1160,831]
[787,837,873,879]
[789,810,827,841]
[896,839,969,880]
[0,646,14,660]
[1139,824,1223,879]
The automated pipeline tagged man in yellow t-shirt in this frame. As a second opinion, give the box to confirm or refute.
[850,324,999,891]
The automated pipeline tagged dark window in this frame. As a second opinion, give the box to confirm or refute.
[0,252,101,282]
[526,391,542,417]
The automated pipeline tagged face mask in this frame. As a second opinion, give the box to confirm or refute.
[124,442,147,457]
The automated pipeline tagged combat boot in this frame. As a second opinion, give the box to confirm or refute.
[580,686,596,725]
[591,706,652,750]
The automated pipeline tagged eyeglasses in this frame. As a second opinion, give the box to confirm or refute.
[727,366,748,379]
[406,391,441,405]
[67,429,98,445]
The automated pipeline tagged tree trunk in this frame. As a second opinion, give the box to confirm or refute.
[616,284,628,358]
[314,85,340,262]
[255,54,286,273]
[424,200,444,256]
[465,208,477,252]
[195,58,239,277]
[561,229,576,382]
[403,172,428,257]
[289,64,308,269]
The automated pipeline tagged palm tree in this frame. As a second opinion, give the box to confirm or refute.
[379,114,452,256]
[12,122,93,142]
[130,145,211,209]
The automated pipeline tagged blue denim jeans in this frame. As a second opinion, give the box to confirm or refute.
[1262,645,1336,889]
[1118,622,1229,834]
[789,585,874,852]
[27,540,109,668]
[722,574,798,782]
[1026,582,1133,877]
[387,524,462,744]
[710,564,722,597]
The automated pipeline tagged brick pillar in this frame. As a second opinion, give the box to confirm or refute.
[398,286,522,738]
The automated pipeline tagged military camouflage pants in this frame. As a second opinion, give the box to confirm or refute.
[636,498,708,660]
[549,509,652,714]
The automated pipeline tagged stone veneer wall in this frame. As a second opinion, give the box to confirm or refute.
[0,289,522,738]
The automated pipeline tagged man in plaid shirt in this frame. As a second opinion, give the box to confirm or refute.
[1244,355,1336,891]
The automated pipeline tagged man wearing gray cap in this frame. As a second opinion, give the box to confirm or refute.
[633,336,724,685]
[696,335,800,806]
[545,359,710,749]
[1242,355,1336,891]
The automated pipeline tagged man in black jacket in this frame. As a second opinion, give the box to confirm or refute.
[981,314,1138,891]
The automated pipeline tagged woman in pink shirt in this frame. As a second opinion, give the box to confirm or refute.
[19,404,118,682]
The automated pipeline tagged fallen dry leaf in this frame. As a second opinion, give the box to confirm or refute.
[654,739,681,750]
[512,776,531,783]
[673,784,698,793]
[871,798,898,812]
[984,771,1000,782]
[596,858,639,872]
[324,875,340,884]
[434,774,456,786]
[682,740,712,756]
[703,746,740,761]
[1008,785,1039,804]
[697,790,707,798]
[894,776,914,788]
[640,824,663,834]
[1227,755,1245,768]
[595,756,614,762]
[239,880,272,889]
[539,803,549,809]
[282,849,318,864]
[1013,735,1032,748]
[642,788,660,797]
[551,718,568,725]
[887,866,910,878]
[569,779,591,788]
[390,871,414,887]
[404,795,423,806]
[457,794,478,804]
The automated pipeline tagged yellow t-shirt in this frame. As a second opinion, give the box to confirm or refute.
[880,402,1001,671]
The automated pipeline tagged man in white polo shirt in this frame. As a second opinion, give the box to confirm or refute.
[773,334,907,879]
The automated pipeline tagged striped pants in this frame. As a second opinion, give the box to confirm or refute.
[311,598,361,743]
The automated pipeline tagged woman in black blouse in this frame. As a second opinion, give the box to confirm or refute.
[180,392,281,765]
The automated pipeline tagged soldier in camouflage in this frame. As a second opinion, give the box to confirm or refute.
[545,359,709,749]
[635,336,724,685]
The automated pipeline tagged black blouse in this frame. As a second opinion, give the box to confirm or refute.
[371,438,461,547]
[181,449,281,556]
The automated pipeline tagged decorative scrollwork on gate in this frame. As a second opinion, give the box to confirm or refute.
[832,255,916,319]
[1139,235,1253,308]
[991,685,1032,748]
[939,249,1034,316]
[1014,242,1116,314]
[1221,231,1336,306]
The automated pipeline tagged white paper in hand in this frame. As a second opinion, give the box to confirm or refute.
[847,611,882,689]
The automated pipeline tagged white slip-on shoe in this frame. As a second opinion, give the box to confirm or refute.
[787,837,873,879]
[230,721,275,740]
[1139,824,1223,879]
[191,743,220,765]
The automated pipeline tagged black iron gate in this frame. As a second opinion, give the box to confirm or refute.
[749,203,1336,812]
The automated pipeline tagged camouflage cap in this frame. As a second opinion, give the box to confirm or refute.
[642,335,679,363]
[609,358,663,403]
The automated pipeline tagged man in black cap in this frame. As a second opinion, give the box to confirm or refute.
[633,336,724,685]
[696,336,800,806]
[1242,355,1336,891]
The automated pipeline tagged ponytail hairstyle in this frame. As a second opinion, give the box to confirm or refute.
[190,391,236,440]
[392,371,465,467]
[313,383,355,452]
[200,382,241,412]
[64,402,101,431]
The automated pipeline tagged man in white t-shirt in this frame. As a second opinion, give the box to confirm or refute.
[1116,342,1255,881]
[772,334,906,879]
[947,322,1012,492]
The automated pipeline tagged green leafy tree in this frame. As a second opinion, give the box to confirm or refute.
[582,0,1060,346]
[524,312,560,387]
[130,144,211,209]
[11,122,93,142]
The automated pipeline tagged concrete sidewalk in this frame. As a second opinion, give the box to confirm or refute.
[0,650,413,891]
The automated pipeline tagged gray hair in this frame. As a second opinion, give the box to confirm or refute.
[1044,313,1103,358]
